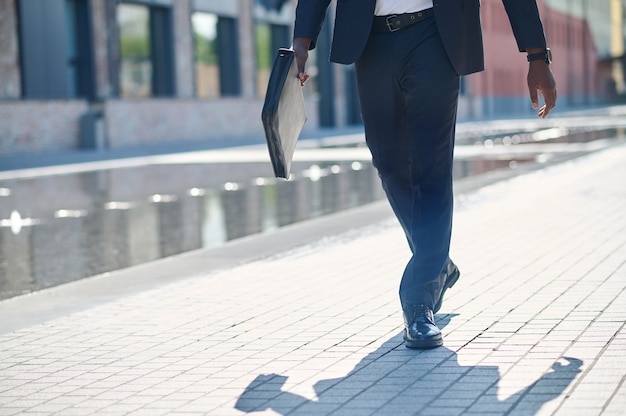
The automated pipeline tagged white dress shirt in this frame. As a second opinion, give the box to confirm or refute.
[374,0,434,16]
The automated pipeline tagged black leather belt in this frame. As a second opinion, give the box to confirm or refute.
[372,8,434,33]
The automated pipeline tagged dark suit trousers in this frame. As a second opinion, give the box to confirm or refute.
[355,16,460,310]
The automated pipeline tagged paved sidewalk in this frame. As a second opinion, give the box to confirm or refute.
[1,143,625,416]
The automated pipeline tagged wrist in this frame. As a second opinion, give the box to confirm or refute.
[293,37,312,50]
[526,47,546,54]
[527,48,552,65]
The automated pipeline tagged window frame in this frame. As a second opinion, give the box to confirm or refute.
[17,0,96,100]
[117,0,176,98]
[191,10,242,98]
[253,3,292,98]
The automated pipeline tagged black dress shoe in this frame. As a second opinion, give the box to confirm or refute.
[403,304,443,349]
[433,260,460,313]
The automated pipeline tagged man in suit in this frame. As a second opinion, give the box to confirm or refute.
[292,0,556,349]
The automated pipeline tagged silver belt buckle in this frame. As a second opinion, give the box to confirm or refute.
[386,15,400,32]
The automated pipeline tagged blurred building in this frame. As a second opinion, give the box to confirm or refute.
[0,0,308,156]
[544,0,625,99]
[455,0,618,118]
[0,0,622,158]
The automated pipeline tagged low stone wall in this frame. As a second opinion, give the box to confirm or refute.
[103,97,318,148]
[0,97,319,156]
[0,100,88,154]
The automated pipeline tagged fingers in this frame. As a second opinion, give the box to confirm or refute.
[543,88,557,116]
[295,51,309,86]
[294,54,307,80]
[527,62,557,118]
[292,37,312,86]
[298,72,310,87]
[534,88,557,119]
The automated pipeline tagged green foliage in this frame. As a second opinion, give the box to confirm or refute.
[255,24,272,71]
[120,35,150,60]
[195,32,218,65]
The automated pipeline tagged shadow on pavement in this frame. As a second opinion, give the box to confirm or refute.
[235,314,582,415]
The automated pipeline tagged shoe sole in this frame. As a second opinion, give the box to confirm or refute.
[433,266,460,314]
[404,334,444,349]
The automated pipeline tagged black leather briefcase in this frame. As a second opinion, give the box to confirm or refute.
[261,48,307,179]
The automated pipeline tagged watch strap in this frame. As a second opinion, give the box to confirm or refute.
[527,48,551,64]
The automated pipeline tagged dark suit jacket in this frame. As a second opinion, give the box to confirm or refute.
[294,0,547,75]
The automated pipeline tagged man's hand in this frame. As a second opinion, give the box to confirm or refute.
[527,56,557,119]
[293,37,312,86]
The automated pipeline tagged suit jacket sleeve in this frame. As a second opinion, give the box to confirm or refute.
[502,0,547,51]
[294,0,333,50]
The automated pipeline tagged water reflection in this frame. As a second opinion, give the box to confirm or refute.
[459,127,619,147]
[453,157,533,180]
[0,126,621,300]
[0,161,385,300]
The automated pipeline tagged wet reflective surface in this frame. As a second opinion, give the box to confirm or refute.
[0,124,624,300]
[0,161,388,300]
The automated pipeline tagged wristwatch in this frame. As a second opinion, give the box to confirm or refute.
[527,48,552,64]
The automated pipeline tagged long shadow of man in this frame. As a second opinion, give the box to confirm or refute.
[235,315,582,415]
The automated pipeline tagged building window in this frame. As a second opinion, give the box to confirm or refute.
[255,23,272,98]
[65,0,80,97]
[253,0,293,97]
[65,0,95,98]
[254,22,290,97]
[192,12,219,98]
[118,4,151,98]
[117,2,175,98]
[192,12,241,98]
[17,0,95,99]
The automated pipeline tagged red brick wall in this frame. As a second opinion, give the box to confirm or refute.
[540,3,598,104]
[471,0,598,101]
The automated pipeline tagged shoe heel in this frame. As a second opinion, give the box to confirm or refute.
[448,269,460,287]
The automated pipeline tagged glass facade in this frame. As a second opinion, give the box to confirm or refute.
[255,23,273,98]
[64,0,79,97]
[17,0,94,99]
[254,22,290,97]
[118,4,152,98]
[192,12,241,98]
[192,12,220,98]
